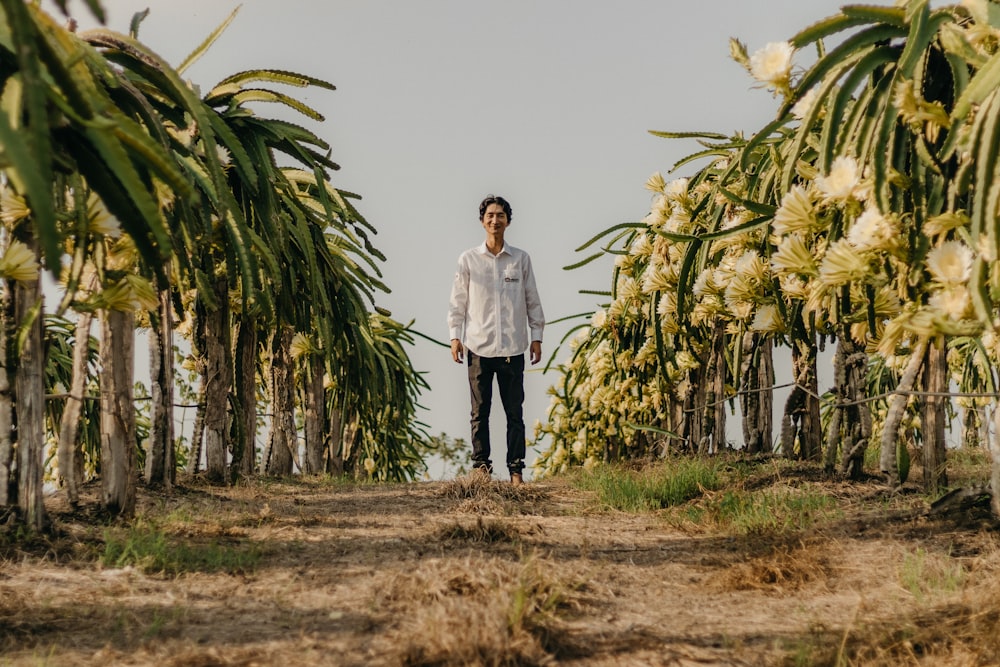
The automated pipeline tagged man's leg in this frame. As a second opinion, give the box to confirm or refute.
[496,354,526,477]
[467,351,494,474]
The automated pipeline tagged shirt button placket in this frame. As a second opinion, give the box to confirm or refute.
[494,255,501,357]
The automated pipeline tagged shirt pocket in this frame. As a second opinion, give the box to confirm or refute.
[502,266,521,288]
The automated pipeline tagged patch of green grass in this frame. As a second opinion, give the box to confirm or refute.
[681,488,840,535]
[899,547,966,602]
[571,458,722,512]
[101,523,261,576]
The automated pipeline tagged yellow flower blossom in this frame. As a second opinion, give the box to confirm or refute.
[0,240,39,283]
[657,292,677,318]
[770,233,818,276]
[922,211,969,239]
[819,239,868,286]
[0,187,31,226]
[644,172,666,194]
[290,332,319,360]
[641,263,674,294]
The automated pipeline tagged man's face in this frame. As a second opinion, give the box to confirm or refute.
[481,203,509,235]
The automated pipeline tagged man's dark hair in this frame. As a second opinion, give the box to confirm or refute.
[479,194,512,221]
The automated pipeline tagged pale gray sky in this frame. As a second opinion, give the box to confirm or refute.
[56,0,871,476]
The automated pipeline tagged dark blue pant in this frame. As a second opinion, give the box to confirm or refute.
[467,351,525,474]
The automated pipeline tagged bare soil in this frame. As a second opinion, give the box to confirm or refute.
[1,463,999,666]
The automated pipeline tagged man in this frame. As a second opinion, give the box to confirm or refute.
[448,194,545,485]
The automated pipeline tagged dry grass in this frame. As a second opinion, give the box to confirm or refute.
[794,542,1000,666]
[2,460,1000,665]
[377,554,585,666]
[438,516,524,544]
[715,539,832,594]
[440,474,549,516]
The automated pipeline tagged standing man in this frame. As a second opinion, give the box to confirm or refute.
[448,194,545,485]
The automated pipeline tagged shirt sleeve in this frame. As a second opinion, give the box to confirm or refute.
[523,254,545,342]
[447,254,470,341]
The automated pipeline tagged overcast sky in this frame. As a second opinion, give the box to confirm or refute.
[52,0,890,477]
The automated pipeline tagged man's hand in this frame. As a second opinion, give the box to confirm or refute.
[529,340,542,365]
[451,339,465,364]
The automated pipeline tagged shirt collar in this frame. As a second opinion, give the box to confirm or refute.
[477,241,510,257]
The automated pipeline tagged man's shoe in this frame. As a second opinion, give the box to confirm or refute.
[510,473,523,486]
[472,465,491,481]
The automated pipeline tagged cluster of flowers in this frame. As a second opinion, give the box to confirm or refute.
[535,6,1000,476]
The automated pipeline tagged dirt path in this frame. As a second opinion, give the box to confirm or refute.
[1,472,997,666]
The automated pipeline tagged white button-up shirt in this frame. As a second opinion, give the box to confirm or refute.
[448,242,545,358]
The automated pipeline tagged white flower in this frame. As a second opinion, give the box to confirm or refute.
[749,41,795,90]
[86,193,122,238]
[551,445,567,467]
[725,271,758,305]
[643,194,672,230]
[847,206,895,252]
[750,304,784,332]
[664,208,691,234]
[780,274,809,299]
[728,299,754,320]
[791,86,819,120]
[733,250,768,282]
[983,328,997,352]
[641,263,673,294]
[630,234,653,257]
[929,286,970,320]
[926,241,973,285]
[816,156,862,203]
[664,177,689,202]
[617,276,642,302]
[976,234,996,263]
[692,268,720,297]
[657,292,677,317]
[772,186,816,236]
